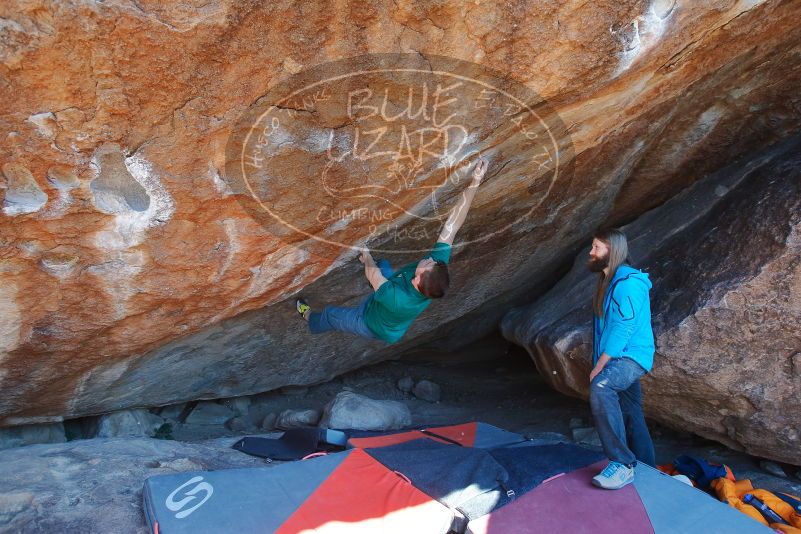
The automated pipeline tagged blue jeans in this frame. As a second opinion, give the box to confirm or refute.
[306,259,395,341]
[589,357,655,467]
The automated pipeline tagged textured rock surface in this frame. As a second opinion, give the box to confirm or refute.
[94,408,165,438]
[1,0,801,427]
[397,376,414,393]
[183,401,234,426]
[412,379,442,403]
[0,422,66,451]
[260,412,278,431]
[155,403,185,422]
[220,396,251,417]
[572,427,602,448]
[0,436,272,532]
[502,135,801,464]
[275,408,321,429]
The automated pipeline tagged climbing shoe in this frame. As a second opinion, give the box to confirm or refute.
[296,298,311,318]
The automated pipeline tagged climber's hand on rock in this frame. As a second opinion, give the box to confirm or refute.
[359,249,373,264]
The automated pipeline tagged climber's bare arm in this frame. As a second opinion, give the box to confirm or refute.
[437,158,488,246]
[359,249,387,291]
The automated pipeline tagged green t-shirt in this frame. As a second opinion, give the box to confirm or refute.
[364,242,452,343]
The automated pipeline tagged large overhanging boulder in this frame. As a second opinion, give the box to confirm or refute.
[1,0,800,426]
[501,135,801,464]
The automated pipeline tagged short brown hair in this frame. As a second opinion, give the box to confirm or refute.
[418,260,449,298]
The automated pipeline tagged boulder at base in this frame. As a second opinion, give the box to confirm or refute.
[320,391,412,431]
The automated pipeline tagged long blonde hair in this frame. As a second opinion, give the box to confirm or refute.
[593,228,630,317]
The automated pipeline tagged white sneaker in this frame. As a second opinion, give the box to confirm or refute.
[592,461,635,490]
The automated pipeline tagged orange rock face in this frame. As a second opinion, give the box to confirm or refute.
[1,0,800,426]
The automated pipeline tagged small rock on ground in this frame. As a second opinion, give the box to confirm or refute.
[184,402,235,425]
[759,460,787,478]
[275,409,321,429]
[412,380,441,403]
[247,403,274,427]
[320,391,411,431]
[571,427,602,448]
[397,376,414,393]
[225,416,249,432]
[94,409,164,438]
[261,413,278,430]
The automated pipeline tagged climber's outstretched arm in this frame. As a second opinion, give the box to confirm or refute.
[437,158,488,245]
[359,249,387,291]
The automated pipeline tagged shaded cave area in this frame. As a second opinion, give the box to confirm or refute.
[43,331,801,498]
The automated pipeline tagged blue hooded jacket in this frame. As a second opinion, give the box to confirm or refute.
[592,264,656,372]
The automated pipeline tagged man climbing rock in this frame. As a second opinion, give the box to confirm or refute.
[586,228,657,490]
[296,158,488,343]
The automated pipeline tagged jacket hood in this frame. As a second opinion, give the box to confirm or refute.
[611,264,652,289]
